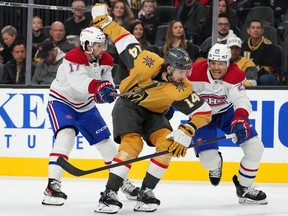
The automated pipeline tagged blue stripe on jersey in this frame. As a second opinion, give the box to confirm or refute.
[49,93,94,110]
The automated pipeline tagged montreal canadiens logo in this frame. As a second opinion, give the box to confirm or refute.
[201,94,228,106]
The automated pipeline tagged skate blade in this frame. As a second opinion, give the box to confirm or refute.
[124,194,137,200]
[134,201,159,212]
[94,203,121,214]
[239,197,268,205]
[42,195,65,206]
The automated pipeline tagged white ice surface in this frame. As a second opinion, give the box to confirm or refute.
[0,177,287,216]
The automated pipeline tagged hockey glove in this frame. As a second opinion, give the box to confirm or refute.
[91,4,113,29]
[166,124,195,157]
[94,81,117,104]
[230,116,250,144]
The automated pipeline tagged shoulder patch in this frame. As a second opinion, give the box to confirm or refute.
[142,55,155,67]
[65,48,89,66]
[99,52,114,66]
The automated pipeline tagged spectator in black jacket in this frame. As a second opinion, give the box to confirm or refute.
[32,16,48,61]
[4,40,35,84]
[48,21,75,53]
[1,25,18,64]
[241,20,282,85]
[64,0,92,37]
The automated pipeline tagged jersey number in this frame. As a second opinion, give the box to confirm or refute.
[184,92,201,108]
[69,63,80,73]
[128,45,142,59]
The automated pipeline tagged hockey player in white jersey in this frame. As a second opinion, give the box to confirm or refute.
[188,43,267,205]
[42,26,138,206]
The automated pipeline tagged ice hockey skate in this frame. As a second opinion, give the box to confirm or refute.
[134,187,160,212]
[42,179,67,206]
[94,188,123,214]
[209,152,223,186]
[121,179,140,200]
[232,175,268,205]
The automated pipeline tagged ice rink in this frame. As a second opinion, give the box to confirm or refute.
[0,177,287,216]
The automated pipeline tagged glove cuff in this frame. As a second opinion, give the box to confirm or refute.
[92,15,112,30]
[234,108,249,118]
[88,80,112,94]
[101,16,113,29]
[178,124,195,138]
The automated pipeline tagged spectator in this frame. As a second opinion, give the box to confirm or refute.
[4,40,35,84]
[64,0,92,37]
[129,19,151,50]
[49,21,75,53]
[202,0,239,41]
[174,0,207,45]
[110,0,134,30]
[200,13,236,58]
[241,19,281,85]
[32,40,65,85]
[32,16,48,62]
[139,0,161,45]
[1,25,18,64]
[162,20,200,61]
[227,36,258,86]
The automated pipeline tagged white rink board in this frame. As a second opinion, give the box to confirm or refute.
[0,88,287,163]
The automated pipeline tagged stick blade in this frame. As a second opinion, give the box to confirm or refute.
[57,157,86,177]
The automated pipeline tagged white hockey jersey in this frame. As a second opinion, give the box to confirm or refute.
[188,60,252,117]
[49,48,114,112]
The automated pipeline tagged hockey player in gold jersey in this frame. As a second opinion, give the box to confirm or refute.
[91,4,212,214]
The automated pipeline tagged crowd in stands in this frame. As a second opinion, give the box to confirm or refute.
[0,0,288,86]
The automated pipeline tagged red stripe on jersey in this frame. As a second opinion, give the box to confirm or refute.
[50,89,86,105]
[151,158,168,169]
[113,158,131,169]
[47,102,59,131]
[240,163,258,172]
[114,33,130,44]
[194,110,212,116]
[50,153,68,160]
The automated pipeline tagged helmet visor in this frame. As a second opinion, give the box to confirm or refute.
[92,41,108,51]
[171,65,192,77]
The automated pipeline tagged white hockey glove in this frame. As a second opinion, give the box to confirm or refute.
[166,124,195,157]
[91,4,113,29]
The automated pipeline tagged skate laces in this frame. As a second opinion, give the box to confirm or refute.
[121,180,138,193]
[210,165,221,178]
[49,180,62,192]
[143,188,156,198]
[242,186,260,197]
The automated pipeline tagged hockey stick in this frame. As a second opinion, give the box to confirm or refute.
[0,1,91,12]
[57,133,235,177]
[114,81,162,97]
